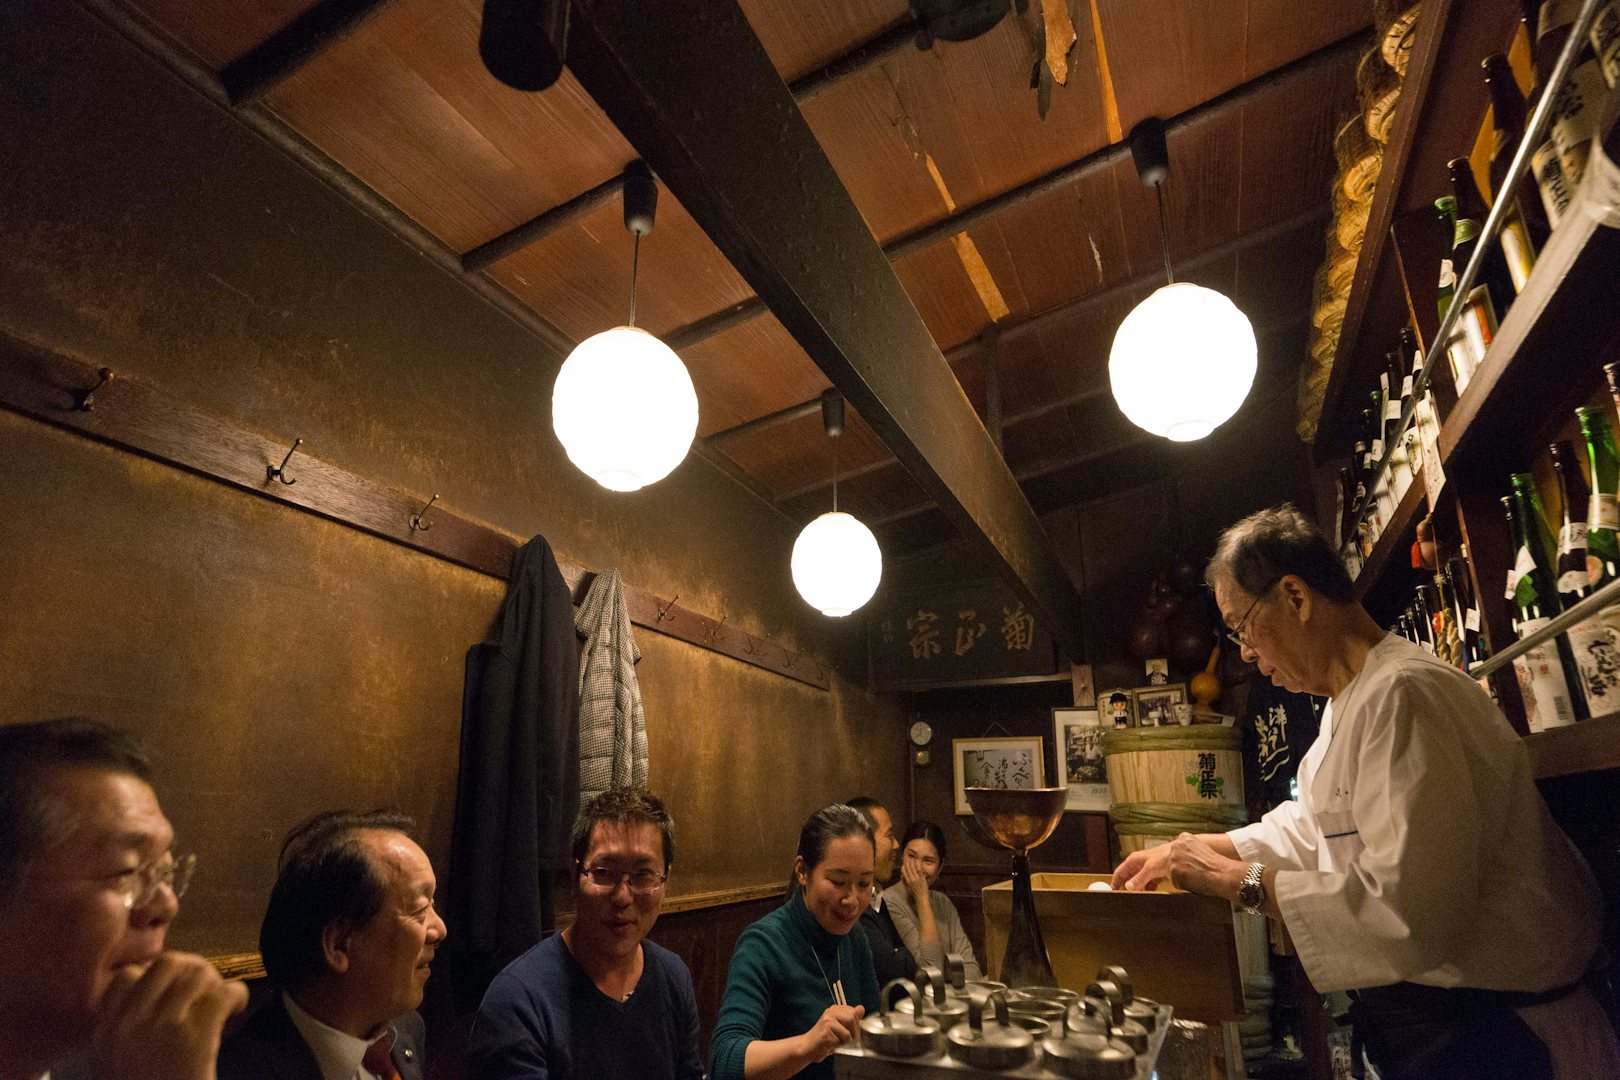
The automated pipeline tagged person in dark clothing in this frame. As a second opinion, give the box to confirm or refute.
[844,796,915,986]
[219,810,441,1080]
[467,788,702,1080]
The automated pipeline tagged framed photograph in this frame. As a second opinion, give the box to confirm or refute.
[952,737,1046,815]
[1052,708,1110,812]
[1145,658,1170,685]
[1099,687,1135,730]
[1132,683,1188,728]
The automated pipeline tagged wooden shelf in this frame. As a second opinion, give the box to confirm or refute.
[1352,466,1428,621]
[1437,207,1620,480]
[1527,712,1620,780]
[1317,0,1521,453]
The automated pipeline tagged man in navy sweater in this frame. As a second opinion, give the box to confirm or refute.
[467,788,702,1079]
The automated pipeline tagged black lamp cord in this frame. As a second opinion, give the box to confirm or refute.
[1155,181,1174,286]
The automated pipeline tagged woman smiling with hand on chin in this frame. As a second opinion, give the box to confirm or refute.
[881,820,982,981]
[708,805,881,1080]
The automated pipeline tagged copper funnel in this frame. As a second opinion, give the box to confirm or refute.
[966,787,1066,852]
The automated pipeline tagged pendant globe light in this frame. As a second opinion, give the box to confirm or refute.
[1108,118,1257,442]
[791,392,883,617]
[552,161,699,491]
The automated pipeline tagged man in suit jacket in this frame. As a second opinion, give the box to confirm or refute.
[219,810,445,1080]
[845,796,915,986]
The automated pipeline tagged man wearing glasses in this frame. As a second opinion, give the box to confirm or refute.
[467,787,701,1079]
[1113,505,1618,1080]
[218,810,442,1080]
[0,717,246,1080]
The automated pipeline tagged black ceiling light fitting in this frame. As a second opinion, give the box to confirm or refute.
[480,0,570,92]
[910,0,1015,50]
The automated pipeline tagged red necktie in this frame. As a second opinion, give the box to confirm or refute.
[362,1036,404,1080]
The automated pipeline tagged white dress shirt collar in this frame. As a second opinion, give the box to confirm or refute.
[283,991,388,1080]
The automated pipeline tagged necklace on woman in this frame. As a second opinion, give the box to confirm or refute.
[810,941,846,1006]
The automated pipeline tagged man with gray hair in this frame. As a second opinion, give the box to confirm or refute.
[0,717,247,1080]
[1112,505,1618,1079]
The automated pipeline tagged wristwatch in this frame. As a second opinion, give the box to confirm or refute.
[1237,861,1267,915]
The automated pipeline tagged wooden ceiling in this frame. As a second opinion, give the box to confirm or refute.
[111,0,1365,556]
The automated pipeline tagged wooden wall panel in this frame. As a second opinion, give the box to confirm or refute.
[0,1,909,958]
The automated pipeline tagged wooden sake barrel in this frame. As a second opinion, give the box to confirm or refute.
[1101,727,1248,857]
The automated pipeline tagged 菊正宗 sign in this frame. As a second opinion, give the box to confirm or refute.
[868,580,1058,690]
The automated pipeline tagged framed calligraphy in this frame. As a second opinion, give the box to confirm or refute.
[952,737,1045,815]
[1052,708,1110,812]
[868,581,1058,691]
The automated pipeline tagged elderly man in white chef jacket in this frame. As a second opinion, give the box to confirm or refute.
[1112,505,1620,1080]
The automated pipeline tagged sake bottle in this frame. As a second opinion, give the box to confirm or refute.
[1505,476,1586,728]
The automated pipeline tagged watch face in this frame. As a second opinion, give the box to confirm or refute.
[909,720,933,746]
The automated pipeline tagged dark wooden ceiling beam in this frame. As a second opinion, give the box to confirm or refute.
[564,0,1087,660]
[657,27,1368,354]
[459,14,917,276]
[219,0,396,105]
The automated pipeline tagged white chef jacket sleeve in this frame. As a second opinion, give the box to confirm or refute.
[1229,797,1321,870]
[1274,672,1483,992]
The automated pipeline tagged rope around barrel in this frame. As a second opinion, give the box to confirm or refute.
[1108,800,1249,837]
[1100,728,1242,754]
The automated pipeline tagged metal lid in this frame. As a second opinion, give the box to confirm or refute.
[1066,1000,1110,1038]
[942,952,967,990]
[1111,1017,1150,1054]
[1010,985,1082,1007]
[945,988,1035,1071]
[860,978,941,1059]
[1006,997,1068,1032]
[1122,998,1158,1033]
[1041,1032,1138,1080]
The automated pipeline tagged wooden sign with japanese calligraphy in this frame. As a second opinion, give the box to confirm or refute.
[868,580,1058,690]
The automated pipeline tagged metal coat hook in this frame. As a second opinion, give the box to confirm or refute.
[743,636,757,656]
[410,493,439,532]
[267,438,303,485]
[73,368,113,411]
[656,594,680,622]
[784,649,799,668]
[706,615,728,643]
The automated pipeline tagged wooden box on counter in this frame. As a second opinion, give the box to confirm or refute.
[982,872,1244,1023]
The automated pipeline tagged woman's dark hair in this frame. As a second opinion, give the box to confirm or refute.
[794,804,873,883]
[1205,503,1355,604]
[899,819,948,864]
[258,809,416,991]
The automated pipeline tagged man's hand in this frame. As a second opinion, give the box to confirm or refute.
[900,854,931,905]
[798,1003,865,1063]
[90,951,249,1080]
[1111,845,1172,891]
[1164,833,1246,900]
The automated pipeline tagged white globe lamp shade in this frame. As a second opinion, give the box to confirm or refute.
[1108,282,1257,442]
[552,325,699,491]
[791,511,883,617]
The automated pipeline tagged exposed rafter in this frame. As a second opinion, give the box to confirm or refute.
[565,0,1089,660]
[709,208,1326,502]
[655,27,1368,355]
[219,0,396,105]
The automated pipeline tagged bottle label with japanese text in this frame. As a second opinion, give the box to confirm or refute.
[1511,621,1579,732]
[1568,618,1620,716]
[1593,4,1620,88]
[1533,141,1574,226]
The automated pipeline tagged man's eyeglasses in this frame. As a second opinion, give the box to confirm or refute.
[108,852,196,910]
[1226,578,1282,650]
[580,865,668,895]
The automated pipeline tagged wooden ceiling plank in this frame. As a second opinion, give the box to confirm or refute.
[565,0,1088,661]
[652,27,1368,360]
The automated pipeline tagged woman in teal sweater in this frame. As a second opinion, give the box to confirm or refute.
[709,805,882,1080]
